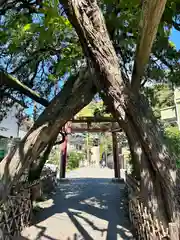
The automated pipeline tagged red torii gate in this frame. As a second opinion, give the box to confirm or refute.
[60,117,122,179]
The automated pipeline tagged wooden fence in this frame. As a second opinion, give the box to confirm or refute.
[126,174,179,240]
[0,190,32,239]
[0,170,57,239]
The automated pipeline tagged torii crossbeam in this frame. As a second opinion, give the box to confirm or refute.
[60,117,122,179]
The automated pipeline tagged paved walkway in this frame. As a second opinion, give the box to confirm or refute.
[21,167,134,240]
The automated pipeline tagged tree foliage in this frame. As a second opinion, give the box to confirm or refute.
[164,126,180,168]
[144,83,174,118]
[0,0,179,120]
[67,151,84,170]
[0,0,83,119]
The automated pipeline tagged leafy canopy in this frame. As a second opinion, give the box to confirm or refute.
[0,0,179,118]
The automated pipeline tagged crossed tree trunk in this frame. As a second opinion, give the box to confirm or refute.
[0,0,179,230]
[61,0,178,227]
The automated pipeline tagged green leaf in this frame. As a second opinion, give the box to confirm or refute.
[169,40,176,48]
[48,74,57,82]
[23,23,31,31]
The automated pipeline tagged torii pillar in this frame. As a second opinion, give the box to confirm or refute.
[60,122,71,178]
[112,128,120,179]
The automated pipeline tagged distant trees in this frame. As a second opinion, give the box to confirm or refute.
[144,83,174,118]
[67,151,84,170]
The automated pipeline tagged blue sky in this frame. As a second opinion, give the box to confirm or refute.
[169,28,180,50]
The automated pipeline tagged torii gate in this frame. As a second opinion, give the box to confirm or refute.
[60,116,122,179]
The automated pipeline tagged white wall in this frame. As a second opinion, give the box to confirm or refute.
[0,105,26,139]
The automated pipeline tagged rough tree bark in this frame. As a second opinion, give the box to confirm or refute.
[130,0,170,224]
[123,122,141,180]
[62,0,179,226]
[28,137,56,183]
[0,69,96,200]
[103,95,165,218]
[122,115,169,222]
[101,94,141,179]
[28,132,66,182]
[0,71,67,183]
[99,0,169,211]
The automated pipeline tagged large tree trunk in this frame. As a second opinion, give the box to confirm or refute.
[104,97,168,222]
[123,121,141,180]
[28,132,66,182]
[0,69,96,200]
[131,0,167,92]
[122,118,170,224]
[62,0,179,227]
[28,136,56,183]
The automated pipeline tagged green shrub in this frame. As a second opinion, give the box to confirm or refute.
[164,126,180,168]
[67,151,84,170]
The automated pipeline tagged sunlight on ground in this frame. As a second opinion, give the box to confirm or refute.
[21,167,133,240]
[66,166,114,179]
[65,192,80,199]
[80,197,107,209]
[68,208,109,239]
[37,199,54,209]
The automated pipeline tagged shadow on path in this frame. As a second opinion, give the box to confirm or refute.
[21,178,134,240]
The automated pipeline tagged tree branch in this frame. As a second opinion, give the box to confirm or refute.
[0,0,40,15]
[10,47,61,75]
[153,52,174,72]
[131,0,167,93]
[1,92,27,108]
[0,71,49,106]
[172,20,180,32]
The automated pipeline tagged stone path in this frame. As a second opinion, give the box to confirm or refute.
[21,167,134,240]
